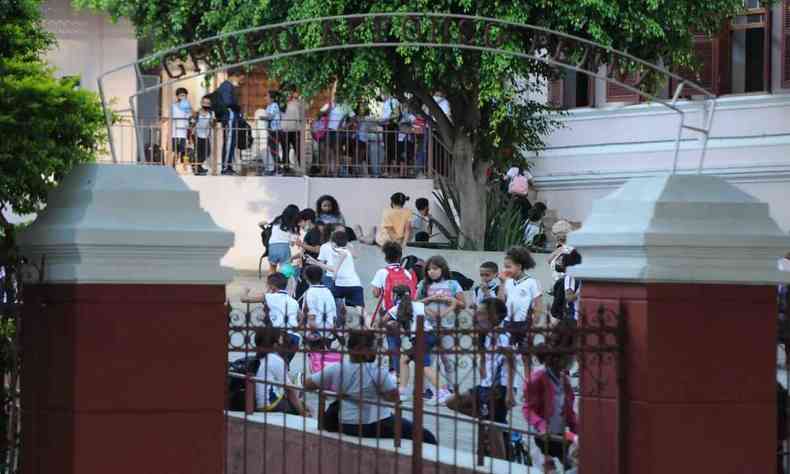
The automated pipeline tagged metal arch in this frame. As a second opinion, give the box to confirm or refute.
[98,12,717,173]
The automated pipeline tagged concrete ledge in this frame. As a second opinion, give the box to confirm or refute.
[226,411,527,474]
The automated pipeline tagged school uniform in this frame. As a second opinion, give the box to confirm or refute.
[264,291,301,361]
[473,278,502,308]
[318,243,364,307]
[504,274,542,348]
[385,302,436,366]
[255,353,297,413]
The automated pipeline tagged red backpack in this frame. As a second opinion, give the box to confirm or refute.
[382,265,417,311]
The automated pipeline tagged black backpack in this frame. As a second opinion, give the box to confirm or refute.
[237,117,254,150]
[260,223,274,258]
[206,89,229,122]
[551,277,580,320]
[227,356,261,411]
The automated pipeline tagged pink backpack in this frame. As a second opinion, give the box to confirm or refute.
[509,174,529,196]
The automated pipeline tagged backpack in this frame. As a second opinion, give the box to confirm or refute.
[260,223,274,258]
[206,89,229,122]
[551,276,579,320]
[236,117,254,150]
[227,356,261,411]
[451,271,474,291]
[508,174,529,196]
[383,266,417,311]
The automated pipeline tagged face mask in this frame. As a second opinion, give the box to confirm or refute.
[202,106,211,111]
[177,99,191,112]
[779,258,790,273]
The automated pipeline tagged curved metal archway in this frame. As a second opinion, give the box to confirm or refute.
[98,12,717,174]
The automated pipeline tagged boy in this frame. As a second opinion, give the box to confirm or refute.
[302,265,337,340]
[471,261,501,311]
[411,197,433,242]
[243,272,300,363]
[215,68,244,175]
[445,298,514,460]
[171,87,192,168]
[370,241,417,373]
[254,326,309,416]
[192,95,214,175]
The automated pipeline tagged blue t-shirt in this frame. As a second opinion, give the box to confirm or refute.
[417,279,463,321]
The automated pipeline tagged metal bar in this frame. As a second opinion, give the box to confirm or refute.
[697,98,718,174]
[681,125,708,134]
[412,315,426,474]
[671,113,686,174]
[96,78,118,163]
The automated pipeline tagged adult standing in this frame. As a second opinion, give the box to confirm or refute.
[261,90,283,175]
[215,68,244,175]
[282,90,305,170]
[380,95,400,176]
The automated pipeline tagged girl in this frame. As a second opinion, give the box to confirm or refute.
[375,192,412,247]
[523,342,578,474]
[304,330,437,445]
[267,204,300,275]
[499,246,543,354]
[417,255,465,404]
[309,229,364,309]
[316,195,346,226]
[301,265,341,374]
[254,326,310,416]
[379,285,439,399]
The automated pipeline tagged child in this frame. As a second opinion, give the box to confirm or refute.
[471,261,501,312]
[244,272,301,364]
[445,298,515,460]
[411,197,433,243]
[523,342,578,474]
[171,87,192,169]
[254,326,310,416]
[267,204,300,275]
[311,229,364,309]
[370,241,418,373]
[302,265,341,373]
[192,95,213,175]
[499,246,543,352]
[380,285,439,400]
[417,255,466,404]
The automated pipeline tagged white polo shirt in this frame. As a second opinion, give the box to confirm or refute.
[504,275,542,322]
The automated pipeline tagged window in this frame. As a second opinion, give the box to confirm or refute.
[548,71,594,108]
[670,1,771,98]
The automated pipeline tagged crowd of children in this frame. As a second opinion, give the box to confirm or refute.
[244,197,584,472]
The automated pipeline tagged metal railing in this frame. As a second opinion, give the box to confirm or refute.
[225,299,624,473]
[104,116,454,179]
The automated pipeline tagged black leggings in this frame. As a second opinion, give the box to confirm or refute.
[341,416,437,445]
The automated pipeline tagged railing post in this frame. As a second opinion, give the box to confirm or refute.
[412,315,425,473]
[317,393,326,431]
[244,375,255,416]
[427,126,434,178]
[394,401,402,448]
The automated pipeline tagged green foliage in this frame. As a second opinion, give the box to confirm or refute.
[77,0,745,243]
[484,186,525,252]
[0,0,106,222]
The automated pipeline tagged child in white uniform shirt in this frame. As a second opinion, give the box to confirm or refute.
[471,261,502,311]
[302,265,340,373]
[311,229,364,309]
[254,326,309,415]
[244,272,301,364]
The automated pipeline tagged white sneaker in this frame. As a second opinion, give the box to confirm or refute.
[437,388,453,406]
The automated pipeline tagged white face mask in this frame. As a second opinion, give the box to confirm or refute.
[779,258,790,273]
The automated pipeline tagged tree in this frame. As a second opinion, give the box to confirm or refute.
[79,0,744,247]
[0,0,106,264]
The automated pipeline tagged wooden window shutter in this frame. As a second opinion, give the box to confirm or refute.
[783,0,790,88]
[671,29,728,97]
[548,79,564,107]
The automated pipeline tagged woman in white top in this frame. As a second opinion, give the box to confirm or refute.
[304,330,437,444]
[254,327,309,415]
[309,228,364,309]
[267,204,300,275]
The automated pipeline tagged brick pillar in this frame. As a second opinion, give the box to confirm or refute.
[18,165,233,474]
[568,174,790,474]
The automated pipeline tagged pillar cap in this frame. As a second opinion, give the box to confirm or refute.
[18,164,234,285]
[567,174,790,285]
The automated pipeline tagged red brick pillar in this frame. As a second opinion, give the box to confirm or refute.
[18,165,233,474]
[568,175,790,474]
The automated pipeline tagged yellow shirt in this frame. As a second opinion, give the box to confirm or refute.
[376,207,412,246]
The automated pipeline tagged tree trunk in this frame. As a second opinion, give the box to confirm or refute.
[451,133,487,249]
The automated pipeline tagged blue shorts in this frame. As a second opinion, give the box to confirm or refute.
[408,332,438,366]
[267,243,291,265]
[332,285,364,307]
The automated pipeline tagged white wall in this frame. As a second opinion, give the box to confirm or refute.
[42,0,137,110]
[181,176,444,270]
[532,94,790,233]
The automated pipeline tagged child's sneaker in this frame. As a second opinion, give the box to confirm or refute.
[423,388,434,401]
[437,388,453,405]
